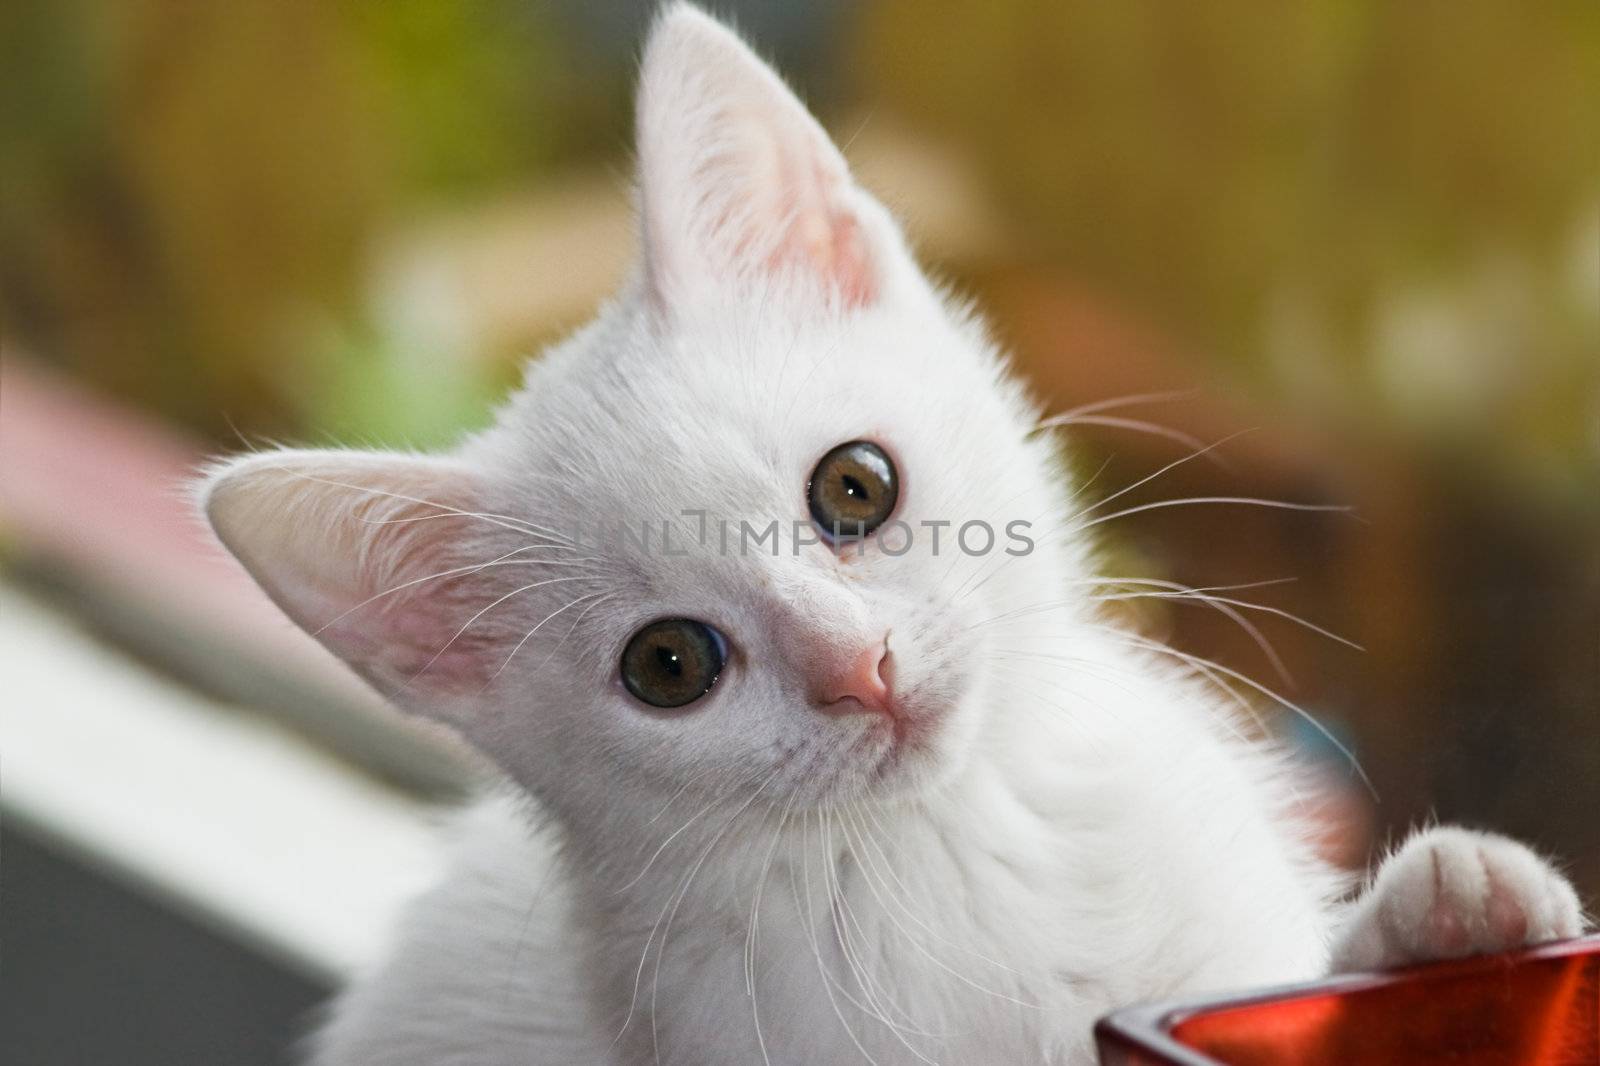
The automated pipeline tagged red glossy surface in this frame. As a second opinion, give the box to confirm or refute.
[1097,937,1600,1066]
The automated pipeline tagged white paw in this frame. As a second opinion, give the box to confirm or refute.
[1332,827,1585,970]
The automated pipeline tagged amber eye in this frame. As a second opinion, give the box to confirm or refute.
[620,618,727,709]
[808,440,898,542]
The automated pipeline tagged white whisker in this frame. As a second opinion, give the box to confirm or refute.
[314,549,601,637]
[794,810,885,1066]
[1036,413,1213,456]
[1072,495,1353,534]
[487,589,611,683]
[391,575,594,696]
[1035,388,1201,425]
[650,766,787,1064]
[1094,627,1376,797]
[267,467,553,541]
[613,766,771,1051]
[1075,429,1256,518]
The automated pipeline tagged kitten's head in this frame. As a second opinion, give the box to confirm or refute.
[204,6,1082,826]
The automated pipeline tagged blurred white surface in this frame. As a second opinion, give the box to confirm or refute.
[0,586,448,985]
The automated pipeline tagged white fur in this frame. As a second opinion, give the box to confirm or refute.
[202,7,1584,1064]
[1329,827,1583,972]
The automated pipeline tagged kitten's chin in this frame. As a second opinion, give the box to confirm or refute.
[819,691,982,806]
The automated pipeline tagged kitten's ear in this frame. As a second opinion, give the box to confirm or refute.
[636,4,890,310]
[200,449,512,722]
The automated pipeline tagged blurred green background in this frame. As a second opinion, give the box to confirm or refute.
[3,0,1597,945]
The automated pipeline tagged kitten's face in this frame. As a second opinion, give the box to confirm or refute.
[203,7,1077,824]
[480,289,1067,813]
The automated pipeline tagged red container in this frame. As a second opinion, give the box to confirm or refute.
[1096,936,1600,1066]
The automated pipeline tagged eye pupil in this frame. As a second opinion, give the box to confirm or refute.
[622,619,725,709]
[807,440,898,544]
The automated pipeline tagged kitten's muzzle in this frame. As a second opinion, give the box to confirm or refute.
[814,634,899,719]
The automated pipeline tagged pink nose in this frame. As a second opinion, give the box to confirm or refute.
[817,639,895,717]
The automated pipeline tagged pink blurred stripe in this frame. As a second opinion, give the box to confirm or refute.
[0,357,375,704]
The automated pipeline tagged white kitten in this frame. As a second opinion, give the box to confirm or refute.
[202,7,1584,1064]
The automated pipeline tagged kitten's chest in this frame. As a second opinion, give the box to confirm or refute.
[603,829,1114,1066]
[587,732,1335,1065]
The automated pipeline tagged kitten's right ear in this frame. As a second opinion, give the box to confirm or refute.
[199,449,518,726]
[635,4,897,311]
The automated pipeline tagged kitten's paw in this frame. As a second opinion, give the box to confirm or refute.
[1330,827,1584,971]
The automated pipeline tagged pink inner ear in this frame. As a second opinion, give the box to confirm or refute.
[301,534,505,701]
[771,200,876,308]
[301,587,484,699]
[381,602,494,694]
[759,143,877,307]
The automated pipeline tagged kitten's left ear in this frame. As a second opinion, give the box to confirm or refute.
[635,4,898,310]
[199,449,518,725]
